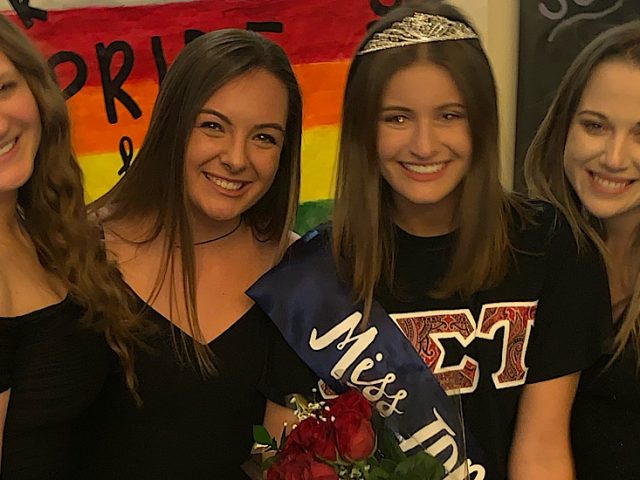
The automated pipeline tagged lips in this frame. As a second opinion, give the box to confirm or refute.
[589,170,635,194]
[203,172,247,192]
[401,161,447,174]
[0,137,17,156]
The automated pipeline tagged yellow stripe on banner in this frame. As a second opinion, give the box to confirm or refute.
[300,125,339,203]
[78,124,340,204]
[78,152,129,203]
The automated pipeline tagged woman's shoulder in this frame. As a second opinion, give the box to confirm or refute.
[507,196,573,252]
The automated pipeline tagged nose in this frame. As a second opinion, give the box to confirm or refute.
[410,119,439,160]
[600,133,631,172]
[220,134,248,173]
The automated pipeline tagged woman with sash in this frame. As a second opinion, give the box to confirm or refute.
[72,30,317,479]
[248,1,611,478]
[0,15,139,479]
[526,21,640,479]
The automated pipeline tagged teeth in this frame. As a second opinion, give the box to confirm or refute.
[0,139,15,155]
[403,162,446,174]
[592,173,631,192]
[204,173,243,191]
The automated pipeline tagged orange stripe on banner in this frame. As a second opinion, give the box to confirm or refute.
[70,61,349,156]
[67,79,158,156]
[295,60,349,128]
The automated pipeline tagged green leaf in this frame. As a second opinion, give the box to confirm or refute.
[279,425,288,450]
[392,452,446,480]
[366,465,392,480]
[253,425,277,449]
[378,459,397,474]
[375,424,407,463]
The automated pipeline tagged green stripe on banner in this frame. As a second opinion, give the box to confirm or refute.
[295,199,333,235]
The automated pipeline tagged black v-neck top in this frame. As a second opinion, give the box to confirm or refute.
[72,299,318,479]
[1,297,109,480]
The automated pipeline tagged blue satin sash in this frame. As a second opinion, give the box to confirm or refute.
[247,229,486,478]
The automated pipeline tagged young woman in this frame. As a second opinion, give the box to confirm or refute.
[526,21,640,480]
[73,29,317,479]
[249,1,611,478]
[0,15,138,479]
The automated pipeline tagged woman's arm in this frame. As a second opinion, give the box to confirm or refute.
[508,373,579,480]
[259,399,300,479]
[0,389,10,468]
[263,399,298,443]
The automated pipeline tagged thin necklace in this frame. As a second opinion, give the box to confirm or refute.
[177,219,243,248]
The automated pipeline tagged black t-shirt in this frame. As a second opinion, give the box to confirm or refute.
[374,203,611,479]
[0,297,109,480]
[571,334,640,479]
[72,300,318,479]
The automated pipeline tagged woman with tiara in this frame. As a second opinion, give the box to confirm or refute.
[249,1,611,478]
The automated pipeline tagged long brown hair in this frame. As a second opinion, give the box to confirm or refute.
[91,29,302,373]
[2,16,140,399]
[525,21,640,366]
[333,0,528,320]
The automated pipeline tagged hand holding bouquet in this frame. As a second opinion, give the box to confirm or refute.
[254,389,445,480]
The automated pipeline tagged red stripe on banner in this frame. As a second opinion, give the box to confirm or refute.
[10,0,378,88]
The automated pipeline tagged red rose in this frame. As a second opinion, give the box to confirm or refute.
[307,460,339,479]
[329,389,372,419]
[287,417,338,461]
[327,390,375,461]
[333,411,376,461]
[268,450,338,480]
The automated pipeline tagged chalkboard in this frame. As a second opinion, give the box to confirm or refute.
[514,0,640,191]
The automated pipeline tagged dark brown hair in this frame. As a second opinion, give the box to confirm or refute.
[92,29,302,372]
[333,0,528,320]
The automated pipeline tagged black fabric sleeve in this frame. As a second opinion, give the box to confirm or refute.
[257,316,319,407]
[526,212,613,383]
[0,319,20,392]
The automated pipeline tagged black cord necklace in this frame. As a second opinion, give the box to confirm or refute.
[177,219,243,248]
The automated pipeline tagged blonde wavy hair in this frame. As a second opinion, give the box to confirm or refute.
[2,16,140,400]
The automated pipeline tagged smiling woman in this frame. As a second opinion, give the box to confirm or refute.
[0,13,139,480]
[376,61,472,236]
[0,58,41,193]
[526,20,640,479]
[563,60,640,222]
[185,69,288,228]
[73,29,318,479]
[246,1,613,479]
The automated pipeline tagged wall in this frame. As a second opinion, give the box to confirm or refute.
[450,0,519,190]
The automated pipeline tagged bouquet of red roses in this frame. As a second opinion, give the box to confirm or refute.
[253,389,445,480]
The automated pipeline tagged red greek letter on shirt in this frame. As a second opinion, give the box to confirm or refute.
[476,302,537,389]
[391,309,479,394]
[391,301,537,394]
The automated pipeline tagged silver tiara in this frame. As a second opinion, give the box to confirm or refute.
[358,12,478,55]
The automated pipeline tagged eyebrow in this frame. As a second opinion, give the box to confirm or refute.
[380,105,413,113]
[380,102,466,111]
[577,110,608,121]
[199,108,285,133]
[0,70,17,82]
[578,109,640,128]
[444,102,465,109]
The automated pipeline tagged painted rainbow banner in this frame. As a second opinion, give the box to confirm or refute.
[6,0,388,231]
